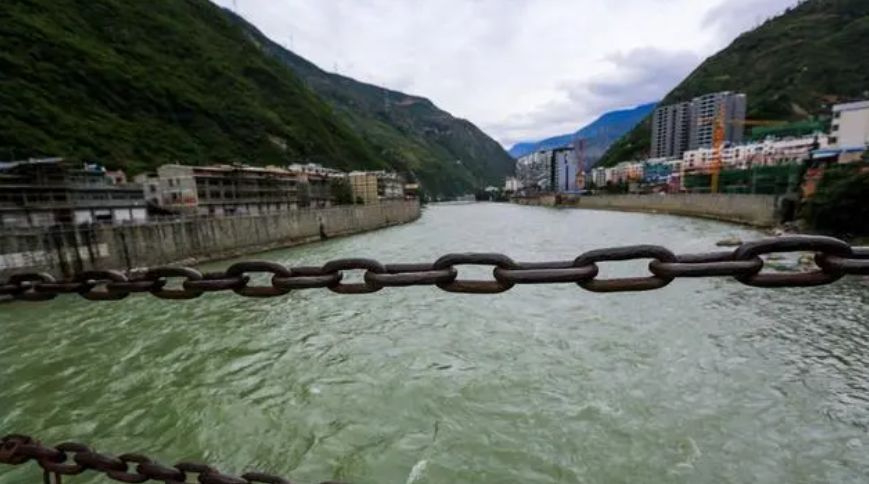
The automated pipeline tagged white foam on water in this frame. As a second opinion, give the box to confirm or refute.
[405,459,428,484]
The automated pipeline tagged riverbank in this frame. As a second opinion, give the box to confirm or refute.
[513,193,782,227]
[0,200,420,277]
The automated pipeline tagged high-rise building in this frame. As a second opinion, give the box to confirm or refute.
[651,102,691,159]
[651,92,747,159]
[688,92,747,150]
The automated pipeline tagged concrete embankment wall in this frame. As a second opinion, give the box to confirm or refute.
[0,201,420,278]
[515,194,780,227]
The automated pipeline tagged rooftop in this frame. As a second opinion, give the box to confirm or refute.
[833,100,869,112]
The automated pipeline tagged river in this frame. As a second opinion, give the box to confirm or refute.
[2,203,869,484]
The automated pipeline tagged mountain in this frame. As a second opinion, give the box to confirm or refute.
[599,0,869,168]
[225,11,515,197]
[507,102,657,168]
[0,0,385,176]
[507,142,542,159]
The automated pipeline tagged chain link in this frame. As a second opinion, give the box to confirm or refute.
[2,236,868,302]
[0,435,338,484]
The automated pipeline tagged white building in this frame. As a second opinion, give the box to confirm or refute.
[287,163,345,178]
[515,147,579,193]
[831,101,869,149]
[682,135,828,174]
[591,167,607,187]
[504,177,520,192]
[516,151,554,193]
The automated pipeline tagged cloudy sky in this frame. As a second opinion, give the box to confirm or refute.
[213,0,796,148]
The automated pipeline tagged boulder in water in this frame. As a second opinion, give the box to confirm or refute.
[716,237,743,247]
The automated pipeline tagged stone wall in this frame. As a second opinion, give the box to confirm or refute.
[515,194,780,227]
[0,201,420,277]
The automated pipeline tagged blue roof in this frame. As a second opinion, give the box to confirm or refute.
[811,146,866,158]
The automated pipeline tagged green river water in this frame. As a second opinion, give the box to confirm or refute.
[2,203,869,483]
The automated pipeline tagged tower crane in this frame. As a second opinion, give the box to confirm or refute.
[697,111,784,193]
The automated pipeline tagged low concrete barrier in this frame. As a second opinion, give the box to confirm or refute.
[0,201,420,277]
[515,194,780,227]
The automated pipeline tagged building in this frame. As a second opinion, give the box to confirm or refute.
[590,167,607,188]
[515,150,554,194]
[504,177,520,192]
[348,172,378,204]
[651,102,692,159]
[347,171,405,203]
[831,100,869,149]
[404,183,421,198]
[300,173,333,208]
[376,172,406,200]
[552,147,578,193]
[0,158,147,228]
[642,158,674,184]
[286,163,345,178]
[145,164,331,215]
[515,147,579,194]
[682,135,828,175]
[689,91,747,150]
[651,91,747,159]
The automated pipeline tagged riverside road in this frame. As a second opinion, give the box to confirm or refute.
[2,203,868,483]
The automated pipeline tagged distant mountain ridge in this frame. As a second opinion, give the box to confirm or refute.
[508,102,657,169]
[225,10,514,197]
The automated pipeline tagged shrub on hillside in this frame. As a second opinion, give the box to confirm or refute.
[803,164,869,237]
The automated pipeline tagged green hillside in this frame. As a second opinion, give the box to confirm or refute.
[0,0,388,175]
[225,11,515,197]
[599,0,869,167]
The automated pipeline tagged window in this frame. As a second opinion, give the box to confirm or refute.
[149,185,157,193]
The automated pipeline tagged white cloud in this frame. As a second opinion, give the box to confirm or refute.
[215,0,797,147]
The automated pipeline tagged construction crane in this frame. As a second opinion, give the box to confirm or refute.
[697,112,784,193]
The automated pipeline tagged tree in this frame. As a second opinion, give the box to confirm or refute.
[803,164,869,237]
[330,178,354,205]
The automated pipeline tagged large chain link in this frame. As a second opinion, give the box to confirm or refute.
[2,236,868,302]
[0,435,337,484]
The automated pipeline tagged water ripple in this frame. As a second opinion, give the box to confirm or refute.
[2,204,868,483]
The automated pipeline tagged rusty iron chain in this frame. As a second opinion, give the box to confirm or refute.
[2,236,868,302]
[0,434,339,484]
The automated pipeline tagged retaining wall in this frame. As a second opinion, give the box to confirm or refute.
[0,201,420,277]
[515,194,780,227]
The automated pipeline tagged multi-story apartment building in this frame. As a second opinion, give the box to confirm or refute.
[376,172,406,200]
[516,150,554,193]
[504,177,520,192]
[348,172,379,204]
[516,147,579,194]
[651,91,747,159]
[287,163,345,178]
[144,164,331,216]
[831,100,869,148]
[689,91,747,150]
[651,102,691,159]
[682,135,828,173]
[552,147,579,193]
[590,167,607,187]
[0,158,147,228]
